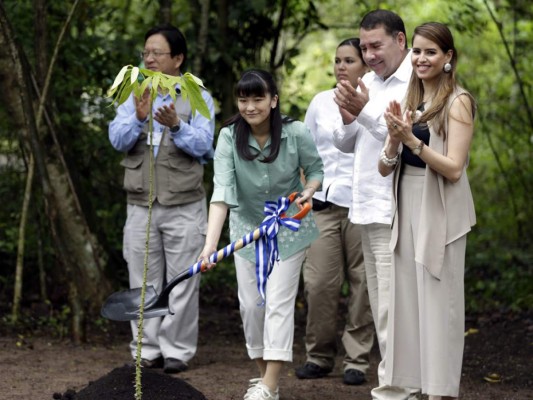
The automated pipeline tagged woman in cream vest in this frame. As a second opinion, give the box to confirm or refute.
[378,22,476,400]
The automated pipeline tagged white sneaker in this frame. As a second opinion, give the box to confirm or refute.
[245,378,261,396]
[244,382,279,400]
[248,378,262,387]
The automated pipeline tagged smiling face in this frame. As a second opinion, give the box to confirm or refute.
[334,45,368,86]
[411,34,452,84]
[237,93,278,134]
[143,33,183,76]
[359,26,406,80]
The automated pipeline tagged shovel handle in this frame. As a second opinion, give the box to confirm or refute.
[282,191,311,220]
[199,191,311,272]
[136,192,312,316]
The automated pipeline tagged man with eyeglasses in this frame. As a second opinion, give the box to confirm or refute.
[109,24,215,374]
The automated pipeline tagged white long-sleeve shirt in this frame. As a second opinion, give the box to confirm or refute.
[333,51,412,225]
[304,88,353,209]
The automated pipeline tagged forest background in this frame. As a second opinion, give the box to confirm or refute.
[0,0,531,342]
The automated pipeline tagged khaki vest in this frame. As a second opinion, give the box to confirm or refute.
[120,96,205,206]
[390,88,476,279]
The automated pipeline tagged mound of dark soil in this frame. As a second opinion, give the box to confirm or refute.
[52,365,206,400]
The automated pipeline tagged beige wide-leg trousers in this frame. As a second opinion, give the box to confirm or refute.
[385,165,466,397]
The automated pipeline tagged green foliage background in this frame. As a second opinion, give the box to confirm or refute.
[0,0,531,324]
[283,0,533,313]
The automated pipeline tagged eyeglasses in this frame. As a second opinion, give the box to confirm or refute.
[140,50,171,59]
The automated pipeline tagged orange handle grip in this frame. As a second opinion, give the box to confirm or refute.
[282,192,311,220]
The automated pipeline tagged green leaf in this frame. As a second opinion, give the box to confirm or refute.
[130,67,140,84]
[167,85,177,102]
[132,76,145,98]
[110,65,130,90]
[140,68,156,77]
[161,75,178,101]
[139,76,152,97]
[157,74,172,97]
[189,74,205,88]
[180,72,210,119]
[151,75,161,102]
[117,84,134,106]
[107,66,211,122]
[109,76,130,106]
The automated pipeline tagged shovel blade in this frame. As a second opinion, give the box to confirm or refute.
[100,286,171,321]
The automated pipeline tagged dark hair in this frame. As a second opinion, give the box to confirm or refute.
[360,9,407,49]
[223,69,292,163]
[144,24,188,67]
[337,37,365,63]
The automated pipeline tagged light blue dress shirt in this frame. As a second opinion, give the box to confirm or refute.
[108,84,215,163]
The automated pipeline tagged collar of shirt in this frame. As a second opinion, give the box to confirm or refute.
[363,49,412,86]
[247,125,288,151]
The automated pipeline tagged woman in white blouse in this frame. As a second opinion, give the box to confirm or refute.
[295,38,373,386]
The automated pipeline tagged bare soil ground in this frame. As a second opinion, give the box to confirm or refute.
[1,302,531,400]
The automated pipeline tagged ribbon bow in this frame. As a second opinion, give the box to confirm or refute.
[255,195,303,304]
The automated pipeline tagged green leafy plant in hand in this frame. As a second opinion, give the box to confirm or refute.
[108,65,211,400]
[108,65,210,118]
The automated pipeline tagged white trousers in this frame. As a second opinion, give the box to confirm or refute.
[360,223,416,400]
[234,250,306,362]
[124,200,206,362]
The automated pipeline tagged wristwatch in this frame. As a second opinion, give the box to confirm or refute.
[170,123,180,133]
[412,139,424,156]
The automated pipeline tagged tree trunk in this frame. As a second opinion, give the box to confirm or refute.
[217,0,234,118]
[0,1,112,342]
[12,0,48,324]
[12,155,33,323]
[269,0,288,72]
[192,0,210,77]
[34,0,47,88]
[159,0,172,24]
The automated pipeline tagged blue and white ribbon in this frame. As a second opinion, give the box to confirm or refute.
[255,196,302,304]
[187,195,303,305]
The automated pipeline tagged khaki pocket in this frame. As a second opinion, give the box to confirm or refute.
[120,154,144,193]
[166,156,202,193]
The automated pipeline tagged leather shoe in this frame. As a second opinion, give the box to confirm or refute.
[164,358,188,374]
[139,356,163,368]
[295,362,332,379]
[343,369,365,385]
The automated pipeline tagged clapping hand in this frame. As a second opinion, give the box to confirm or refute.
[134,88,151,121]
[333,78,369,123]
[384,100,414,146]
[154,102,180,128]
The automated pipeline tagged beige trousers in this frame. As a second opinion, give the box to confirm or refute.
[124,199,206,362]
[385,165,466,397]
[302,204,374,373]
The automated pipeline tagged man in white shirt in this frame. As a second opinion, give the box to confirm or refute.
[295,37,374,387]
[333,9,420,400]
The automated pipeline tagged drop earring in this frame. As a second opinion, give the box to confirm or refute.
[443,62,452,73]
